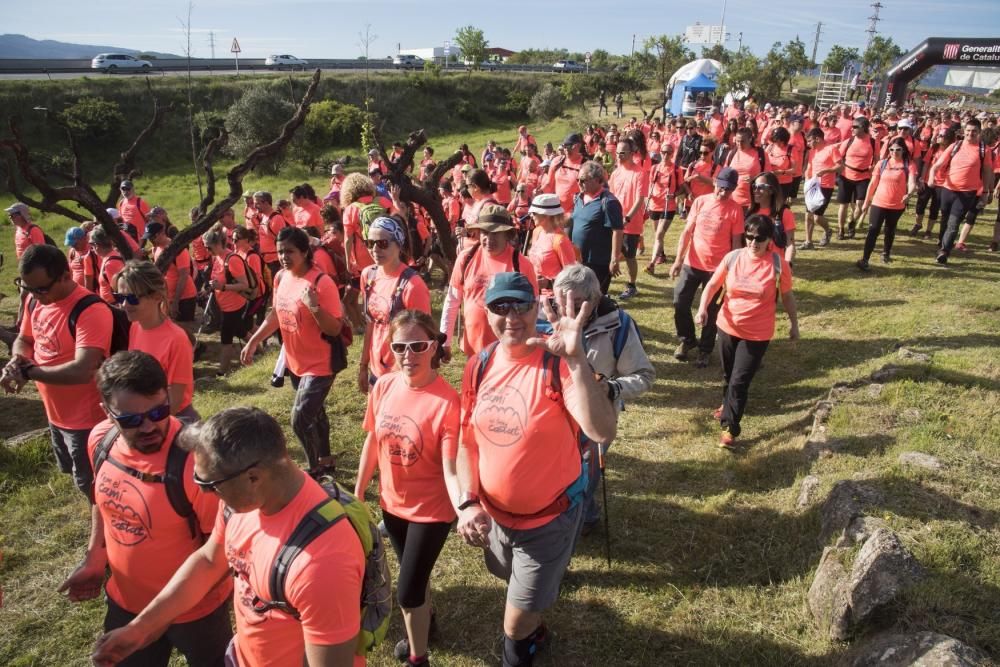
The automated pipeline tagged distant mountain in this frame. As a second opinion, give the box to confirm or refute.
[0,34,180,59]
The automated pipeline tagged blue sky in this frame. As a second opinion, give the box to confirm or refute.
[6,0,999,61]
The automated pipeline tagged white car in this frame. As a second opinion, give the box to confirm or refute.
[552,60,585,73]
[392,54,424,70]
[91,53,152,73]
[266,55,308,70]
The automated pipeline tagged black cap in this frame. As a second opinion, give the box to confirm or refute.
[562,133,583,147]
[142,221,165,240]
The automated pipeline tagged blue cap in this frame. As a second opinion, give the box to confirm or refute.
[485,272,535,306]
[64,226,86,246]
[715,166,739,190]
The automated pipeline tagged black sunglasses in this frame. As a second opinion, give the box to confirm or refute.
[193,460,259,493]
[745,234,770,244]
[364,238,393,250]
[112,292,142,305]
[390,340,435,354]
[486,301,535,316]
[14,275,59,295]
[107,402,171,429]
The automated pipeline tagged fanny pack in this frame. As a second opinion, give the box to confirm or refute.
[486,460,588,528]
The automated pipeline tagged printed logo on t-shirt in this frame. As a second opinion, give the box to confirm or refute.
[473,385,528,448]
[732,275,766,298]
[378,413,424,466]
[228,546,270,625]
[97,471,153,546]
[470,275,490,306]
[275,295,301,333]
[367,292,391,324]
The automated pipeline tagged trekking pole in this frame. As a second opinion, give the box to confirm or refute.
[598,444,611,568]
[195,291,215,338]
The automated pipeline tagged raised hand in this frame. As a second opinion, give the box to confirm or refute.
[527,291,592,361]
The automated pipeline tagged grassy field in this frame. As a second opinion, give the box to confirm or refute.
[1,100,999,666]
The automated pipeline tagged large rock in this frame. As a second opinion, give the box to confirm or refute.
[897,348,933,364]
[808,528,923,641]
[819,481,884,544]
[797,475,822,509]
[899,452,944,471]
[836,516,888,548]
[843,631,989,666]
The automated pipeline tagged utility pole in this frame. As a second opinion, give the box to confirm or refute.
[737,32,743,51]
[208,31,215,60]
[630,33,636,62]
[719,0,728,46]
[811,21,822,68]
[864,1,883,70]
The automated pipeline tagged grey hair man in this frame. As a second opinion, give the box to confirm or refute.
[566,161,624,294]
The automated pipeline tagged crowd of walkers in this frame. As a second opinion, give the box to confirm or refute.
[0,95,997,667]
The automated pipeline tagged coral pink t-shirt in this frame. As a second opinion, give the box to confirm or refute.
[608,161,648,234]
[15,224,45,259]
[362,265,431,377]
[128,319,195,412]
[293,200,323,232]
[726,148,762,207]
[548,154,584,214]
[99,254,126,305]
[528,228,577,283]
[117,197,150,240]
[807,145,840,189]
[716,249,793,341]
[869,159,910,210]
[89,418,230,622]
[648,161,680,212]
[686,159,716,199]
[363,372,459,523]
[273,267,343,377]
[684,194,744,272]
[942,140,993,192]
[215,477,365,667]
[153,247,197,302]
[460,345,582,530]
[764,144,794,185]
[211,254,248,314]
[839,135,876,181]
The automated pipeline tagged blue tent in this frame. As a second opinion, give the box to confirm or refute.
[670,73,719,116]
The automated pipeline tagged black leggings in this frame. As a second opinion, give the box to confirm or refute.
[862,205,904,261]
[915,185,940,219]
[382,510,452,609]
[718,330,770,438]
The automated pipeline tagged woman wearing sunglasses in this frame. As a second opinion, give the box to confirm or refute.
[526,193,576,293]
[115,260,199,424]
[358,217,431,394]
[695,214,798,449]
[856,137,917,271]
[202,226,249,376]
[645,144,683,274]
[747,171,796,266]
[355,310,459,667]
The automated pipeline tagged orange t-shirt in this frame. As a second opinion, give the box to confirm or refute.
[684,194,744,272]
[89,418,231,621]
[835,117,854,145]
[869,159,910,210]
[789,132,806,177]
[68,247,88,288]
[117,197,151,240]
[459,346,581,530]
[686,159,716,199]
[293,200,323,232]
[717,249,793,341]
[942,140,993,192]
[153,247,198,302]
[648,161,680,212]
[807,144,840,189]
[273,267,343,377]
[313,247,336,278]
[81,249,100,291]
[362,265,431,378]
[608,161,648,234]
[215,477,365,667]
[99,254,126,305]
[212,254,248,313]
[190,235,211,266]
[21,285,112,429]
[343,196,385,275]
[838,135,876,181]
[257,213,289,264]
[764,144,794,185]
[726,148,762,207]
[128,319,195,412]
[528,228,577,283]
[449,245,538,357]
[756,206,795,235]
[363,372,459,523]
[239,249,265,299]
[14,224,45,259]
[548,155,584,213]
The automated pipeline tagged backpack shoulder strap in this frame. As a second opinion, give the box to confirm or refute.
[612,308,636,359]
[164,433,200,540]
[772,252,782,303]
[89,423,120,502]
[542,350,562,399]
[390,267,418,316]
[474,341,501,393]
[68,294,105,339]
[459,244,481,284]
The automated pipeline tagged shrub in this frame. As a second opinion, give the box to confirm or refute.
[500,88,531,118]
[455,99,480,124]
[59,97,125,139]
[293,99,365,170]
[528,83,565,122]
[224,83,297,174]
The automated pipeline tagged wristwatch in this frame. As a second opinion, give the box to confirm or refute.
[457,492,481,511]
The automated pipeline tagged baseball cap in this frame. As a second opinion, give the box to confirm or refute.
[485,272,535,306]
[898,119,914,130]
[4,202,29,217]
[470,204,515,232]
[789,114,804,123]
[106,207,122,220]
[142,221,165,240]
[528,193,562,216]
[119,180,134,190]
[715,167,739,190]
[562,132,583,147]
[368,149,379,157]
[64,227,86,246]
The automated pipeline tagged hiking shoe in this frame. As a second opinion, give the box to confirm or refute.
[654,252,667,266]
[718,428,736,450]
[856,258,870,271]
[694,351,710,368]
[712,404,724,420]
[798,240,814,250]
[820,229,834,247]
[956,241,968,252]
[643,264,656,276]
[394,613,440,661]
[922,231,934,240]
[618,284,638,301]
[881,254,892,264]
[936,252,948,266]
[270,373,285,388]
[532,624,551,655]
[908,222,922,236]
[836,231,846,241]
[673,340,697,360]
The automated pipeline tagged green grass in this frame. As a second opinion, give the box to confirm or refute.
[2,122,1000,665]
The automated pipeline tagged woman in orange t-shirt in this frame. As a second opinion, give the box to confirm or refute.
[857,137,917,270]
[116,260,198,423]
[645,144,683,273]
[526,193,577,292]
[747,171,796,266]
[696,214,799,449]
[203,225,249,375]
[355,310,459,667]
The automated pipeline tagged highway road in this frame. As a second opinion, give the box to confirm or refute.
[0,68,365,80]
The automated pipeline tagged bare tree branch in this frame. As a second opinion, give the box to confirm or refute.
[2,156,87,222]
[106,99,173,207]
[197,128,228,215]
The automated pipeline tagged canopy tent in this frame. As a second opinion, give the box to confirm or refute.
[667,58,722,89]
[670,71,719,116]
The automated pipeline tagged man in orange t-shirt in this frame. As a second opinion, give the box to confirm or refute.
[607,138,647,300]
[669,167,745,368]
[60,351,232,667]
[291,185,324,236]
[835,117,877,239]
[456,273,617,667]
[3,245,113,495]
[91,407,366,667]
[116,180,151,243]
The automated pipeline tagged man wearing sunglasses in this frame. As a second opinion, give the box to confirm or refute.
[3,245,113,496]
[834,117,877,239]
[116,180,151,244]
[61,351,232,667]
[92,407,365,667]
[456,272,617,667]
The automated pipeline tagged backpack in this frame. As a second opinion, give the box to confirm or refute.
[224,252,259,300]
[536,304,640,361]
[352,201,388,240]
[310,271,353,376]
[222,482,391,657]
[772,205,790,249]
[363,265,418,325]
[459,243,521,285]
[28,293,130,354]
[725,146,766,171]
[878,158,910,180]
[26,223,57,247]
[91,424,201,540]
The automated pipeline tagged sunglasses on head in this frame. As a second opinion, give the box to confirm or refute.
[108,402,171,429]
[14,275,59,295]
[486,300,534,316]
[112,292,142,305]
[192,461,259,493]
[364,238,392,250]
[390,340,435,355]
[745,233,770,244]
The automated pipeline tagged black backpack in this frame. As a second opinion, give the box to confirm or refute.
[25,223,58,248]
[91,424,201,540]
[224,252,259,299]
[310,271,352,376]
[772,205,790,249]
[28,293,130,354]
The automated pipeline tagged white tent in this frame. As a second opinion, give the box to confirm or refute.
[668,58,722,90]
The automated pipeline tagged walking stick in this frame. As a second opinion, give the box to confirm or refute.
[598,444,611,568]
[195,291,215,338]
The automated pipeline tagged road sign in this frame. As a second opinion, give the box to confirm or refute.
[685,24,726,44]
[585,51,592,63]
[444,40,451,56]
[230,38,241,54]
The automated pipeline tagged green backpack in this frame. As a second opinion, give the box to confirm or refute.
[223,482,391,656]
[354,201,387,240]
